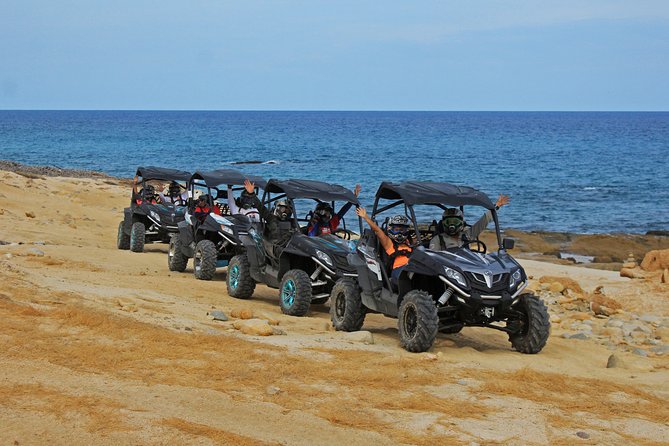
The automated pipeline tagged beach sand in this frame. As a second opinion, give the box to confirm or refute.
[1,168,668,445]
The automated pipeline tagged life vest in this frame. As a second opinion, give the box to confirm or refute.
[385,243,412,270]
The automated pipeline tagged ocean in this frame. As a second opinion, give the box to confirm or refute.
[1,110,667,234]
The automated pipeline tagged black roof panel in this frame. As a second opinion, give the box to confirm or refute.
[136,166,192,181]
[191,169,267,188]
[377,181,494,209]
[266,179,359,203]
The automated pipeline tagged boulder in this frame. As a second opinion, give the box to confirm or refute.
[230,308,254,320]
[25,211,36,218]
[640,249,669,271]
[606,354,626,368]
[232,319,274,336]
[538,276,583,294]
[620,268,646,279]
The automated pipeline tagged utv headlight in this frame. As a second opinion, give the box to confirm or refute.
[315,250,334,267]
[220,224,234,235]
[444,267,467,288]
[149,210,161,222]
[509,269,522,289]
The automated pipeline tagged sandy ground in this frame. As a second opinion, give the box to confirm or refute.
[1,171,668,446]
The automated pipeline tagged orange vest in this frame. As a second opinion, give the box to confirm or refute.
[386,244,412,269]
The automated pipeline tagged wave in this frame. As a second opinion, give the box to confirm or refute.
[229,160,280,165]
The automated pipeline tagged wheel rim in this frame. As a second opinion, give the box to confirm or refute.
[282,279,296,307]
[402,303,418,339]
[335,292,346,320]
[229,264,240,289]
[194,249,201,273]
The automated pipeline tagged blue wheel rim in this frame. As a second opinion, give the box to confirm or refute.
[229,264,239,289]
[282,279,296,307]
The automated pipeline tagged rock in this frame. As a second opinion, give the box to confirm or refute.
[655,327,669,340]
[549,282,565,293]
[230,308,254,320]
[620,268,646,279]
[342,330,374,344]
[421,353,438,361]
[605,318,624,328]
[208,310,228,321]
[569,332,590,340]
[549,314,562,324]
[639,315,661,324]
[606,354,625,368]
[662,269,669,284]
[632,348,648,357]
[266,385,281,395]
[25,211,36,218]
[640,249,669,271]
[26,248,44,257]
[576,431,590,439]
[271,326,286,335]
[590,302,616,317]
[570,312,592,321]
[257,312,280,326]
[232,319,274,336]
[651,345,669,355]
[538,276,584,294]
[33,241,47,245]
[599,327,624,338]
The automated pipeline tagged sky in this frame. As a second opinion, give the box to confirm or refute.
[1,0,668,111]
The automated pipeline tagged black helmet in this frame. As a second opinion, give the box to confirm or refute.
[273,199,292,221]
[442,208,464,236]
[236,190,256,210]
[168,181,181,196]
[314,202,333,224]
[198,193,211,205]
[387,215,410,243]
[143,184,156,197]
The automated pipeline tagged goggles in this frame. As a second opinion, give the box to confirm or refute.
[442,217,463,227]
[388,225,409,235]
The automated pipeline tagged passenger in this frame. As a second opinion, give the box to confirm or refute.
[356,207,413,287]
[306,184,361,236]
[429,194,510,251]
[227,179,261,222]
[132,175,158,204]
[193,194,221,223]
[159,181,188,206]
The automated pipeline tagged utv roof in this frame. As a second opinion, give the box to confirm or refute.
[190,169,267,188]
[377,181,494,209]
[135,166,191,182]
[265,179,359,204]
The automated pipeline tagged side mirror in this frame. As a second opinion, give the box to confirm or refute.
[502,238,515,250]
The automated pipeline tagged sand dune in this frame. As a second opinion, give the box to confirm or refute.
[1,170,668,445]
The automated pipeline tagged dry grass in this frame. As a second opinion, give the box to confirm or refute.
[160,418,280,446]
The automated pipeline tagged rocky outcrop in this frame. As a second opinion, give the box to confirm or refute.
[640,249,669,271]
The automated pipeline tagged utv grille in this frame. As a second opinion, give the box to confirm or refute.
[466,272,508,292]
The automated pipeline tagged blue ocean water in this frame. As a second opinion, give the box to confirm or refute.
[1,110,668,234]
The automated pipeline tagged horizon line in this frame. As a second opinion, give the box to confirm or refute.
[1,109,668,113]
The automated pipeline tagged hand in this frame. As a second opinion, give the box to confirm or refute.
[354,184,361,197]
[244,179,255,194]
[355,206,368,219]
[133,175,138,184]
[496,194,510,208]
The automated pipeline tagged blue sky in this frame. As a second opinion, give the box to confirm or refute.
[1,1,668,110]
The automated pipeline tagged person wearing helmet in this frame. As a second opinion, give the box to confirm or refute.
[192,193,221,223]
[306,184,361,236]
[132,175,159,205]
[244,186,295,251]
[429,194,510,251]
[356,207,413,287]
[226,179,261,222]
[159,181,188,205]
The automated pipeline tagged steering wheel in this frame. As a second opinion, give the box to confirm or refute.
[334,228,354,240]
[462,239,487,254]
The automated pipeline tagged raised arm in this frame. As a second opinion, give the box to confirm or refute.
[227,185,239,214]
[356,206,392,252]
[469,194,510,239]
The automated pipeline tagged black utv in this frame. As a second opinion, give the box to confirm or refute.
[331,181,549,353]
[167,169,266,280]
[227,179,361,316]
[117,166,191,253]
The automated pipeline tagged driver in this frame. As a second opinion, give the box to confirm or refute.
[227,179,261,222]
[159,181,188,205]
[429,194,510,251]
[193,194,221,222]
[132,175,159,204]
[356,207,413,287]
[306,184,361,236]
[247,191,295,249]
